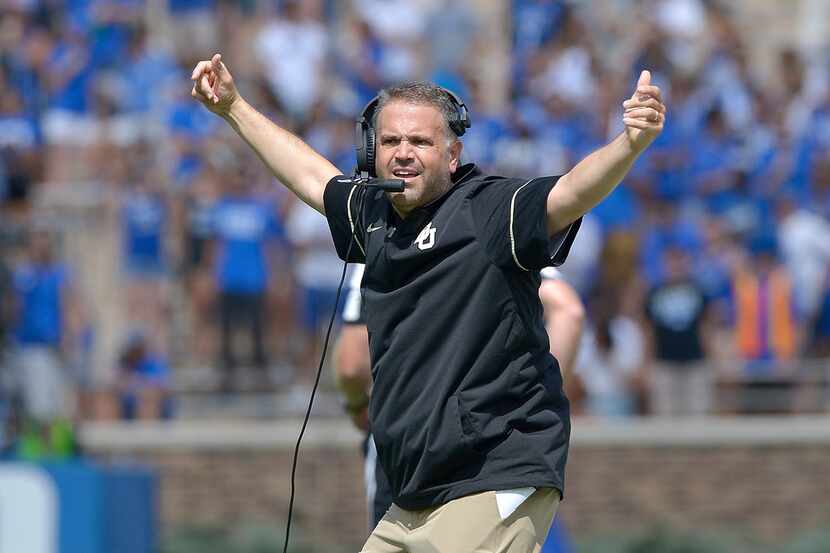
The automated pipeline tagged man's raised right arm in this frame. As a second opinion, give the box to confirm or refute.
[191,53,339,214]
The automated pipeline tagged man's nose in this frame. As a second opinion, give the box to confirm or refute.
[394,140,415,161]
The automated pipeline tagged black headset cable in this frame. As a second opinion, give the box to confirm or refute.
[282,188,366,553]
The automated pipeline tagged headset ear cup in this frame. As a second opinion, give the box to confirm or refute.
[442,88,470,137]
[355,119,368,175]
[365,127,376,177]
[356,95,381,177]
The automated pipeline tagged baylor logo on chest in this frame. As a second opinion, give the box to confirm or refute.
[414,222,437,250]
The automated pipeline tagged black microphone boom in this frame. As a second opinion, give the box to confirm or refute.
[355,178,405,192]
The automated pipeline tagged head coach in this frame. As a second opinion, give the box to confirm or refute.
[191,53,665,553]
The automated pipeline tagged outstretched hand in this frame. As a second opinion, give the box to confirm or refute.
[191,53,239,116]
[622,70,665,152]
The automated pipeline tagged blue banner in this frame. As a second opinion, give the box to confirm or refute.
[0,461,157,553]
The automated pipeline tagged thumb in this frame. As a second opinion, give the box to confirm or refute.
[637,69,651,89]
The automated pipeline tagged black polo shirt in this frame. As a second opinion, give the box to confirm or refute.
[324,164,580,510]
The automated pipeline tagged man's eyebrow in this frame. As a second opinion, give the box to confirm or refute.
[379,132,433,140]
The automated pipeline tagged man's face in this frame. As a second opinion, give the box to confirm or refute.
[375,101,462,217]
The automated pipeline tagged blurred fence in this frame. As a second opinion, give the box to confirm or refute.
[79,415,830,550]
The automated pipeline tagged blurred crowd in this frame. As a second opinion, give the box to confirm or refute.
[0,0,829,442]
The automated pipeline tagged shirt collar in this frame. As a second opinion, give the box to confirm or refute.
[451,163,480,184]
[385,164,477,229]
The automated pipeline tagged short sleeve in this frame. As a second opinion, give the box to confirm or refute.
[323,175,368,263]
[471,176,581,272]
[341,264,365,325]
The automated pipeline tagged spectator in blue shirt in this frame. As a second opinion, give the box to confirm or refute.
[117,330,173,420]
[120,168,171,356]
[11,227,81,422]
[40,25,96,146]
[116,25,169,111]
[210,170,284,389]
[688,107,743,215]
[86,0,144,71]
[122,179,167,278]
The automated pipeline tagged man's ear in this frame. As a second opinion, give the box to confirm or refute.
[449,139,463,173]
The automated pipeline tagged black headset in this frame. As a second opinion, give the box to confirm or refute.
[354,87,472,178]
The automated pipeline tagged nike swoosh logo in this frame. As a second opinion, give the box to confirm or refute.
[367,224,383,232]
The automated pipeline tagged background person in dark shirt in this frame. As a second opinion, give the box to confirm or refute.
[191,53,664,553]
[644,242,714,416]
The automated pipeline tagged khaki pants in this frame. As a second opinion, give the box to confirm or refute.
[650,361,712,416]
[361,488,560,553]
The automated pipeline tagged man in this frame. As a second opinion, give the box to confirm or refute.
[334,264,584,541]
[191,53,664,552]
[644,243,713,416]
[209,168,284,389]
[727,233,801,414]
[10,227,81,422]
[120,172,170,356]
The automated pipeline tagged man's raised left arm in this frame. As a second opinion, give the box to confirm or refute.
[547,70,665,234]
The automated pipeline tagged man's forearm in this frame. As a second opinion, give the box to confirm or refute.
[540,279,585,377]
[333,326,372,404]
[547,313,582,378]
[547,133,642,234]
[223,99,340,214]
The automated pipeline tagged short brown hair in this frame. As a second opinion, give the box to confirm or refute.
[373,81,459,141]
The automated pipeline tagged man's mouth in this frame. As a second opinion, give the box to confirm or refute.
[392,169,420,179]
